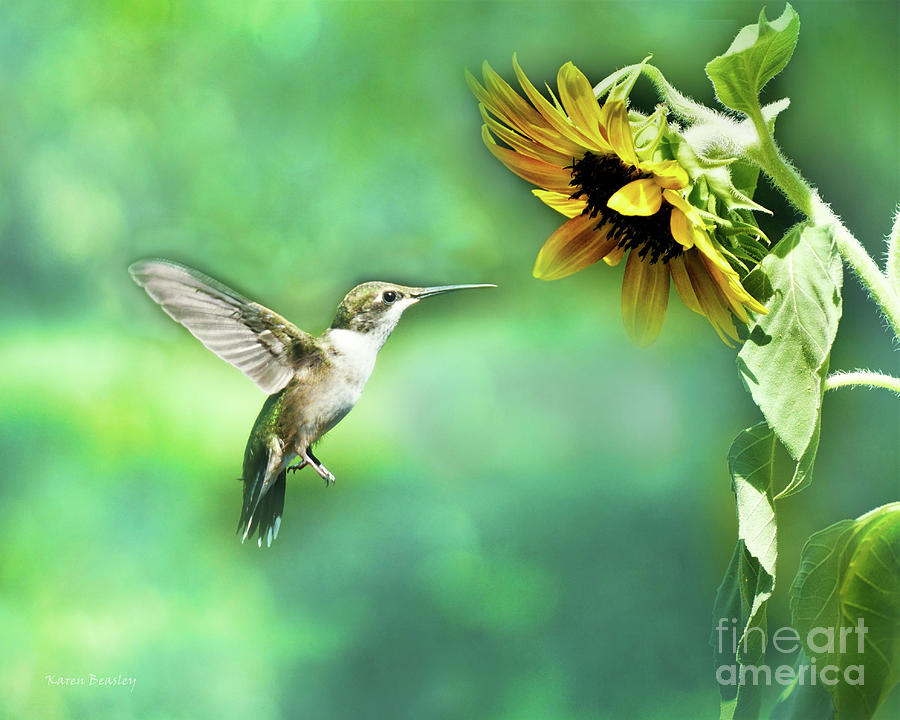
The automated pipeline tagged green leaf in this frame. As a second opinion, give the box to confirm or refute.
[790,503,900,720]
[713,542,770,720]
[740,261,774,309]
[711,423,777,719]
[769,651,835,719]
[729,423,777,577]
[737,224,843,498]
[705,4,800,115]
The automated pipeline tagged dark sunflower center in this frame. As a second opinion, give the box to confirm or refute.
[569,151,682,264]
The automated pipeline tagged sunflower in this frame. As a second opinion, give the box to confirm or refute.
[467,57,767,346]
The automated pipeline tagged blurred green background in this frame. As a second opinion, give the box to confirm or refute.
[1,1,897,718]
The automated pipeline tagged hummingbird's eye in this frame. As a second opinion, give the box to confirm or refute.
[381,290,399,304]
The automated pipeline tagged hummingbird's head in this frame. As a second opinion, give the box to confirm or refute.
[330,281,495,345]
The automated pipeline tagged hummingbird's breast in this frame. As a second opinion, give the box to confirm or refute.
[284,328,381,447]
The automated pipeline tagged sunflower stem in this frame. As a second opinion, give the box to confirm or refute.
[825,371,900,396]
[887,206,900,294]
[746,108,900,341]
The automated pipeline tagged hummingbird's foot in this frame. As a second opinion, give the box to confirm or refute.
[310,461,335,487]
[303,448,336,487]
[319,467,336,487]
[287,460,308,474]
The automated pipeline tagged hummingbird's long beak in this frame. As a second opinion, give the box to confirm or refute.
[412,284,496,299]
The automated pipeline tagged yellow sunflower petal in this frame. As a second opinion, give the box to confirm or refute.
[479,62,546,132]
[621,250,670,346]
[467,68,528,137]
[480,105,573,166]
[544,81,566,114]
[699,255,751,323]
[691,231,733,273]
[469,64,581,157]
[683,250,739,345]
[663,190,733,273]
[465,68,496,110]
[715,263,768,316]
[603,243,626,266]
[532,189,587,218]
[642,160,689,189]
[661,188,702,217]
[599,99,639,167]
[481,126,573,193]
[700,254,768,319]
[533,214,618,281]
[669,207,695,249]
[741,289,768,315]
[607,178,663,216]
[556,62,613,153]
[512,55,600,153]
[669,254,702,314]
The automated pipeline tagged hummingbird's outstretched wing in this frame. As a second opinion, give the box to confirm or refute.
[129,259,318,395]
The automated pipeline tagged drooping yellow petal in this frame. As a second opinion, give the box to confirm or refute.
[467,68,530,138]
[661,188,689,211]
[714,261,768,316]
[669,207,695,249]
[556,62,612,153]
[662,188,708,228]
[599,99,639,167]
[479,62,548,135]
[674,204,767,330]
[669,254,702,314]
[699,255,751,323]
[607,178,663,216]
[663,190,733,274]
[642,159,689,189]
[465,68,501,112]
[621,250,670,346]
[683,250,739,344]
[532,189,587,218]
[481,126,574,193]
[603,243,626,266]
[533,214,617,281]
[700,254,768,319]
[690,230,733,274]
[480,105,573,166]
[512,55,589,148]
[740,288,768,315]
[512,55,606,154]
[468,64,581,156]
[544,80,565,114]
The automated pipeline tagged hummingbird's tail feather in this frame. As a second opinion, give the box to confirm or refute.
[238,469,286,548]
[246,471,285,548]
[238,436,286,547]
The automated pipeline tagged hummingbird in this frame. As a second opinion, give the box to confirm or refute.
[129,259,495,547]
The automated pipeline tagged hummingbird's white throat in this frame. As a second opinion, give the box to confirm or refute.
[325,327,385,360]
